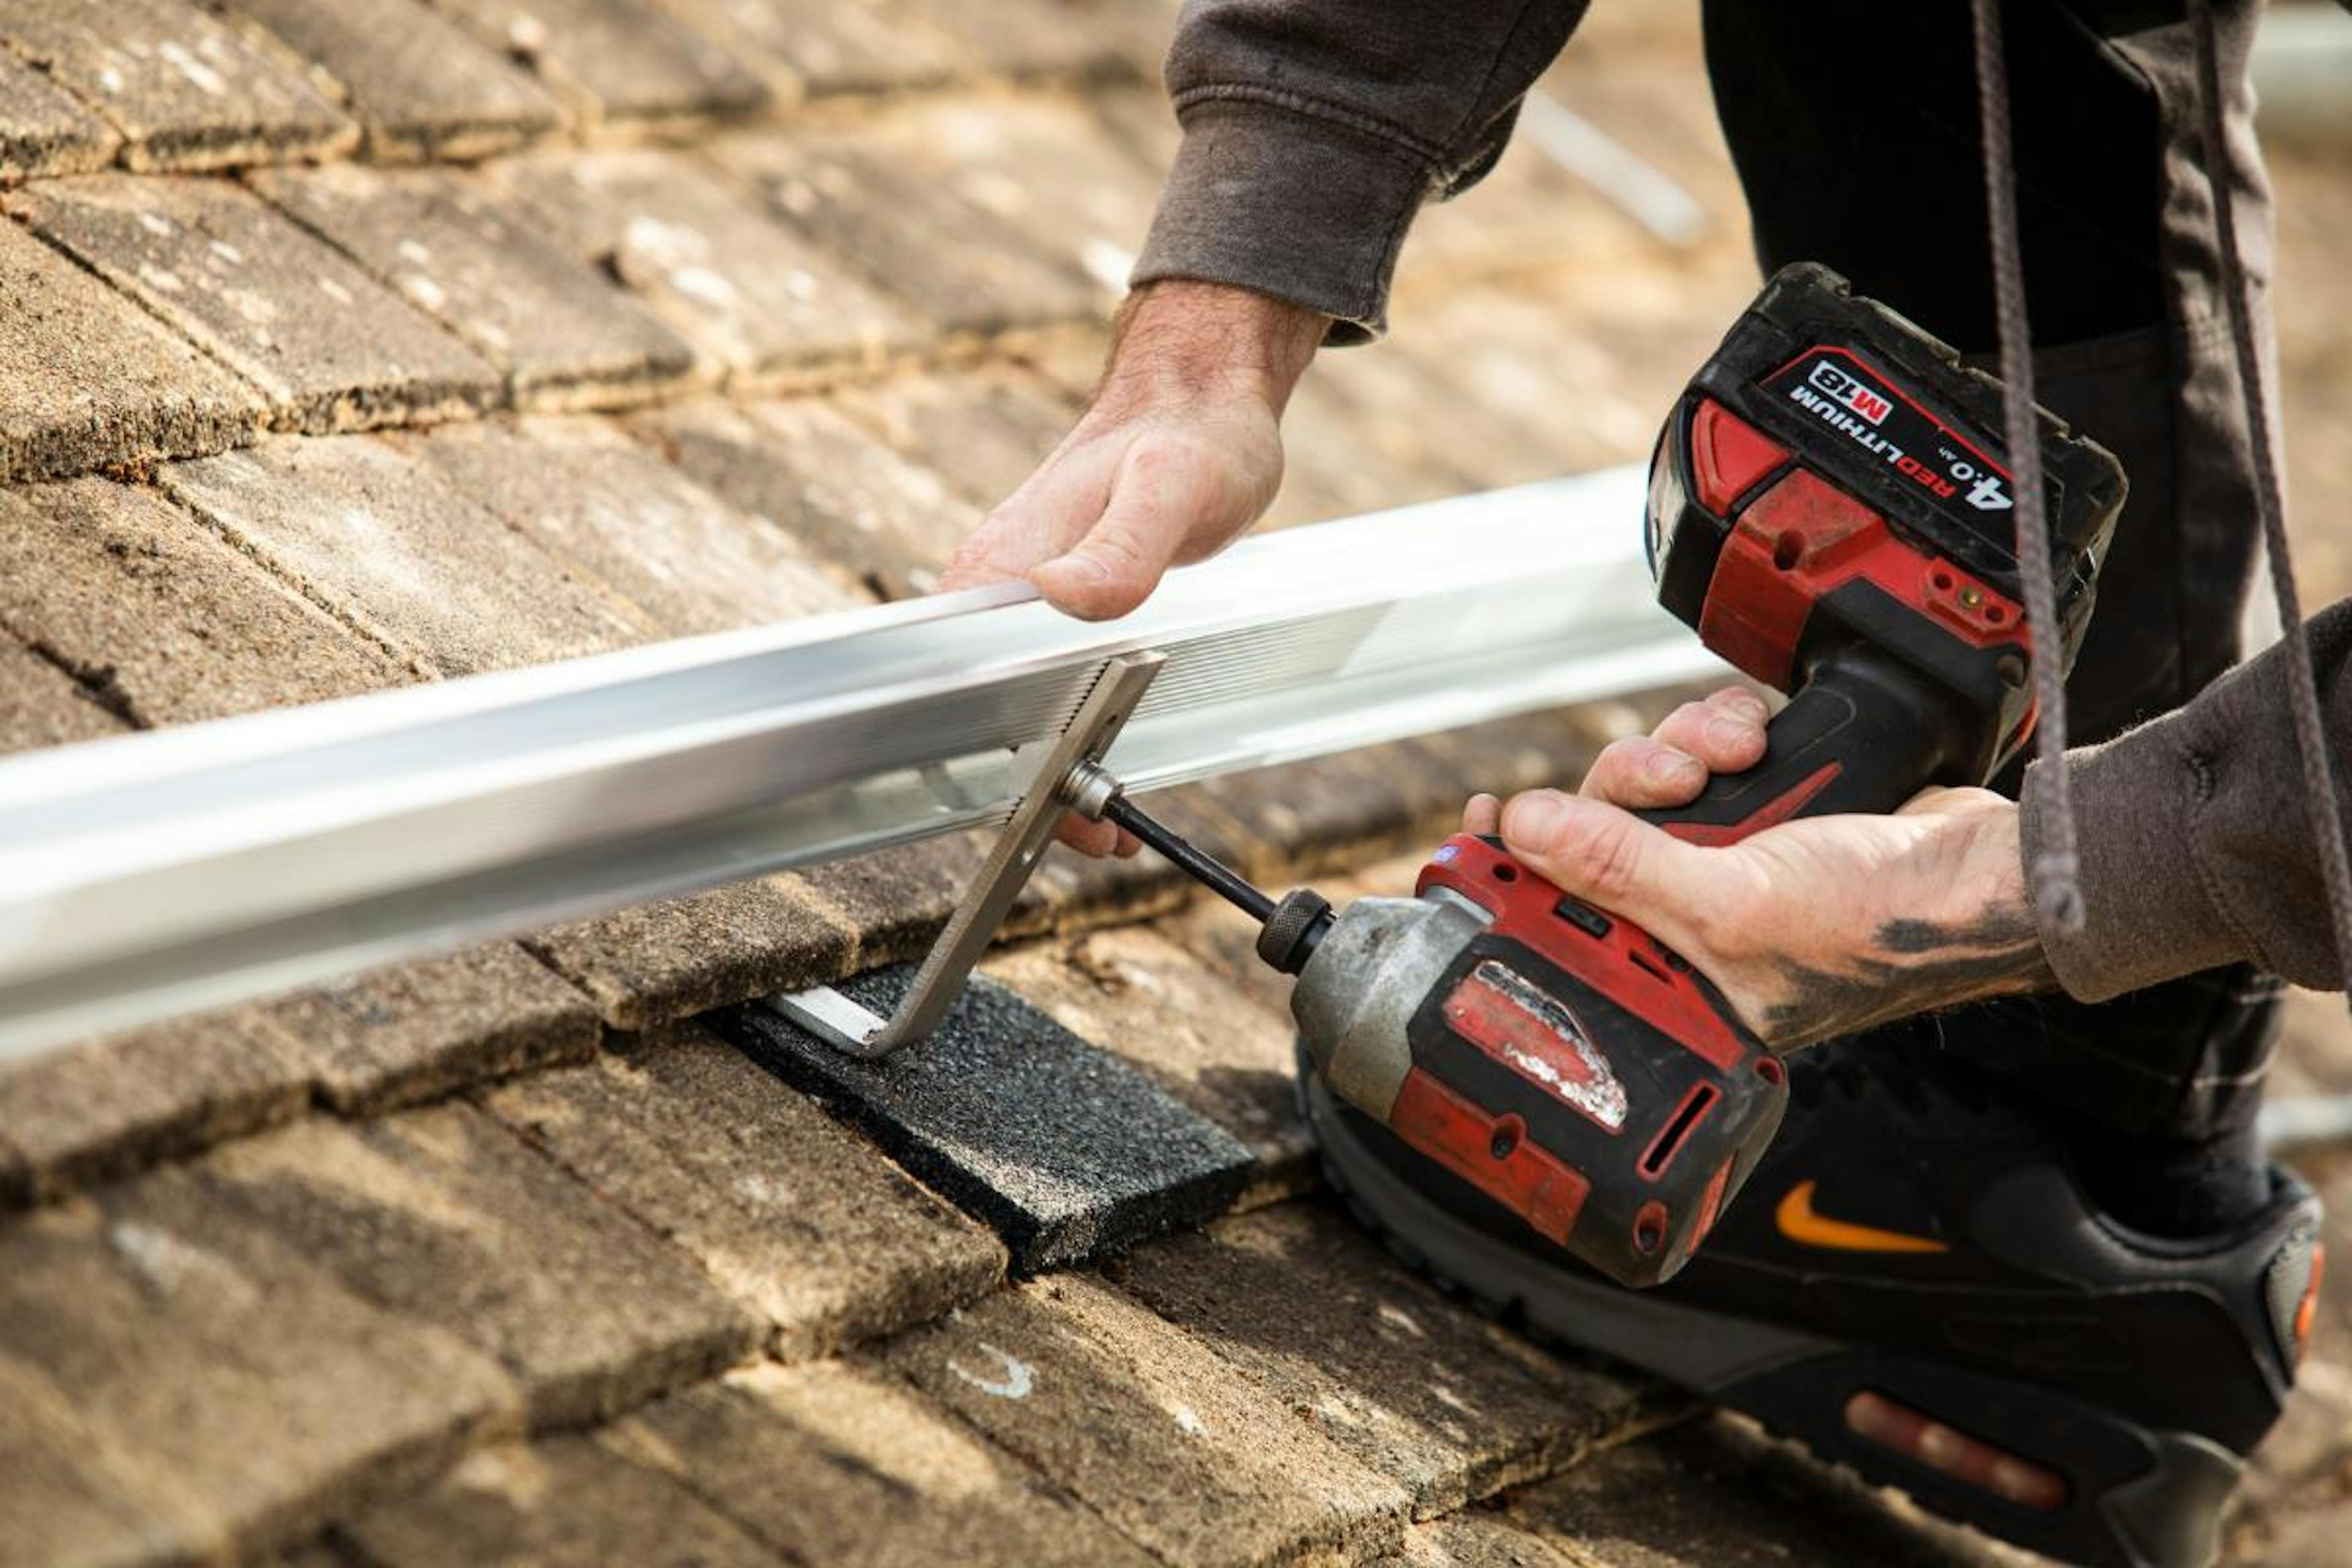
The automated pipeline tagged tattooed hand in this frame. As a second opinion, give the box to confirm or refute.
[1461,687,2057,1052]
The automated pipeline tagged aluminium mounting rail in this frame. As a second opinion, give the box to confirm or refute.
[0,466,1725,1063]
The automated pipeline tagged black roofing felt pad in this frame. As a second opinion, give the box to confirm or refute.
[715,965,1255,1273]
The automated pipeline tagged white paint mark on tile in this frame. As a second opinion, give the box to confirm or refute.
[139,264,184,294]
[398,238,434,267]
[669,266,738,308]
[401,273,447,312]
[107,1222,259,1310]
[209,239,244,266]
[97,64,127,96]
[157,40,227,97]
[317,276,354,305]
[1377,1302,1424,1337]
[947,1342,1033,1400]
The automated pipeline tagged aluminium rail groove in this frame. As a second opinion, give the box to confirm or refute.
[0,467,1724,1062]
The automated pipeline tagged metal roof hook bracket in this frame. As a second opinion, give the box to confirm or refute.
[764,650,1165,1059]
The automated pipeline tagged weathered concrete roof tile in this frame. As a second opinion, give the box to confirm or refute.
[0,1005,312,1209]
[194,1101,760,1430]
[224,0,568,163]
[498,148,925,382]
[264,942,602,1115]
[902,0,1169,83]
[414,415,863,633]
[647,0,963,97]
[431,0,772,131]
[0,216,263,483]
[831,363,1077,508]
[483,1028,1005,1359]
[1106,1204,1651,1517]
[0,1171,516,1559]
[11,175,504,434]
[0,46,119,179]
[160,435,657,676]
[714,113,1115,336]
[339,1437,786,1567]
[0,477,410,726]
[0,1354,191,1565]
[521,876,857,1031]
[603,1359,1154,1566]
[0,0,355,172]
[632,394,981,598]
[252,162,698,410]
[0,634,124,750]
[881,1271,1414,1562]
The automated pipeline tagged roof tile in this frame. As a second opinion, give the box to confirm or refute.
[160,435,656,676]
[339,1438,785,1567]
[0,1170,516,1558]
[429,0,771,130]
[521,876,857,1031]
[881,1272,1412,1562]
[647,0,960,97]
[0,477,410,726]
[792,832,993,969]
[498,148,925,382]
[602,1359,1153,1566]
[1502,1415,1981,1567]
[10,175,503,435]
[896,0,1168,83]
[0,0,355,172]
[416,415,862,633]
[252,163,698,410]
[714,116,1109,336]
[224,0,568,163]
[0,46,119,179]
[832,363,1077,507]
[0,1354,189,1564]
[729,94,1160,329]
[0,217,263,483]
[633,395,979,598]
[1106,1204,1650,1516]
[985,926,1312,1201]
[265,942,601,1115]
[718,967,1254,1272]
[0,635,124,750]
[481,1028,1005,1359]
[194,1101,760,1430]
[0,1005,311,1209]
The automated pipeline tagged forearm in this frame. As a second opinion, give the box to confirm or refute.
[2026,599,2352,1000]
[1134,0,1592,339]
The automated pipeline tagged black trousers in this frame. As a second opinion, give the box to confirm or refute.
[1700,0,2278,1138]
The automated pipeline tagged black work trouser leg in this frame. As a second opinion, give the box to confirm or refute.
[1698,0,2278,1139]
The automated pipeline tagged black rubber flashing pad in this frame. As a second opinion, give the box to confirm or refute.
[714,966,1256,1273]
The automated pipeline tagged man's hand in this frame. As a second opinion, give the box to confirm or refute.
[941,280,1325,622]
[945,279,1325,856]
[1461,688,2056,1051]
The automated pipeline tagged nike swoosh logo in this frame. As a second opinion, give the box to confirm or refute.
[1775,1178,1950,1254]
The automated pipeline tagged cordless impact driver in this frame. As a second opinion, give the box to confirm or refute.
[1096,263,2125,1287]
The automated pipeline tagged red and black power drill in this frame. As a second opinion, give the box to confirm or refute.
[1094,263,2124,1287]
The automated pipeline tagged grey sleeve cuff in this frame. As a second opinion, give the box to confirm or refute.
[2019,733,2240,1004]
[1131,92,1438,344]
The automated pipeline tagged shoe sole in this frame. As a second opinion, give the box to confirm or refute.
[1300,1050,2244,1568]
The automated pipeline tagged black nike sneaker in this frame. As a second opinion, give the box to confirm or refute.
[1300,1017,2324,1568]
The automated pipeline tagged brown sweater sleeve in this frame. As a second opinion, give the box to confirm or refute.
[1131,0,1591,341]
[2022,599,2352,1001]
